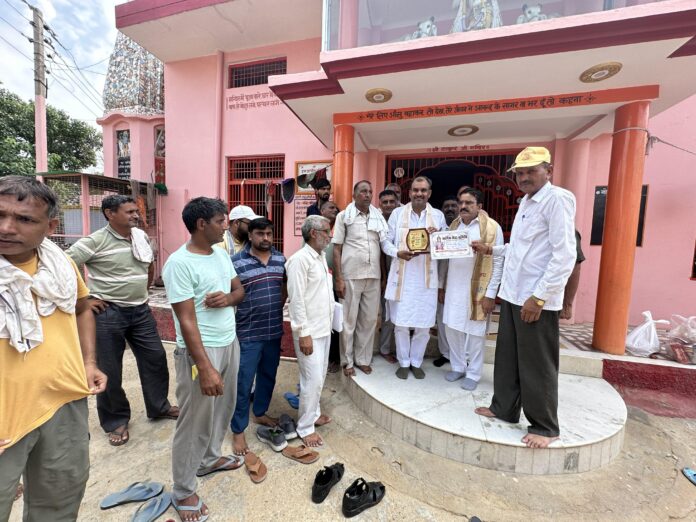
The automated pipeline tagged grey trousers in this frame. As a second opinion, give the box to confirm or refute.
[340,278,380,368]
[489,300,560,437]
[171,340,240,501]
[378,296,395,355]
[0,399,89,522]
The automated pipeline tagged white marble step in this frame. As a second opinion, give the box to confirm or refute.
[348,357,626,475]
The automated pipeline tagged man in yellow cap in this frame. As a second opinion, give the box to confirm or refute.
[471,146,576,449]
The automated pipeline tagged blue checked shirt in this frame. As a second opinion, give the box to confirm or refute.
[231,245,286,342]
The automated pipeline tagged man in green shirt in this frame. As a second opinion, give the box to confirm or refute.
[67,195,177,447]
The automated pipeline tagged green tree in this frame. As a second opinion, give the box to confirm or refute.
[0,88,102,176]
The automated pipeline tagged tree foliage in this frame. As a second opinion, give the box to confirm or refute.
[0,88,102,176]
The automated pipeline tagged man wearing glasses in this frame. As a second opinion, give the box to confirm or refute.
[218,205,261,255]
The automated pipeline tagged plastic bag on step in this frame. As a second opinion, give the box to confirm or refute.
[666,315,696,365]
[625,311,669,357]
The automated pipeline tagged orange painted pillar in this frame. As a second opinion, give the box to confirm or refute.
[333,124,354,210]
[592,101,650,354]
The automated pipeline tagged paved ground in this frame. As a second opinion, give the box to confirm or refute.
[9,349,696,522]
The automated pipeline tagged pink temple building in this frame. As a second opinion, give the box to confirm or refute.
[101,0,696,355]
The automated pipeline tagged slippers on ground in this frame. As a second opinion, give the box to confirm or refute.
[154,406,179,421]
[312,462,344,504]
[282,444,320,464]
[244,452,267,484]
[173,496,208,522]
[342,477,386,518]
[683,467,696,486]
[196,455,244,477]
[100,481,164,510]
[130,492,171,522]
[283,392,299,410]
[108,424,130,447]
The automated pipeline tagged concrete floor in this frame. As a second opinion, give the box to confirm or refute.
[9,349,696,522]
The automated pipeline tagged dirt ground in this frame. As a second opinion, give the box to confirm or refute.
[9,349,696,522]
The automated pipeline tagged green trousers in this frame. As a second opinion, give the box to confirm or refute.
[490,300,560,437]
[0,399,89,522]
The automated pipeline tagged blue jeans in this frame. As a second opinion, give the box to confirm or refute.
[231,338,281,434]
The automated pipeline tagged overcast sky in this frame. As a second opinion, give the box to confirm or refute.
[0,1,127,128]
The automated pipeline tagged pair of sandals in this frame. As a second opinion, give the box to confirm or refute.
[311,463,386,518]
[100,481,171,522]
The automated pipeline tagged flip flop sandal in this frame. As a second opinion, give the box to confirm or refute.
[154,408,179,420]
[100,481,164,509]
[281,444,320,464]
[683,467,696,486]
[312,462,344,504]
[108,425,130,447]
[244,452,267,484]
[173,497,208,522]
[196,455,244,477]
[341,477,386,518]
[130,492,172,522]
[283,392,299,410]
[278,413,298,441]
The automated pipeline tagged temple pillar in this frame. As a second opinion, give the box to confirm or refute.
[592,101,650,354]
[334,124,355,210]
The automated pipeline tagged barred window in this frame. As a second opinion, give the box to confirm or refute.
[229,156,284,180]
[229,59,287,88]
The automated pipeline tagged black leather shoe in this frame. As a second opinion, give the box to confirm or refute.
[433,356,449,367]
[342,477,386,518]
[311,462,344,504]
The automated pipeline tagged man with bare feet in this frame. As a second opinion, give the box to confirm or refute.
[163,198,246,521]
[472,147,576,449]
[286,215,335,448]
[333,181,390,377]
[230,218,286,456]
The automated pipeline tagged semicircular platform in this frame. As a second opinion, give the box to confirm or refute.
[347,358,627,475]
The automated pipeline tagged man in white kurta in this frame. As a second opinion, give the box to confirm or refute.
[384,177,447,379]
[440,188,503,391]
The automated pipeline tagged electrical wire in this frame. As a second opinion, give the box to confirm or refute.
[1,0,31,23]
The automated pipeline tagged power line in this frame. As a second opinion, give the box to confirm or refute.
[0,13,32,40]
[48,73,101,118]
[46,54,103,110]
[81,56,110,70]
[44,39,104,101]
[2,0,31,23]
[0,32,32,61]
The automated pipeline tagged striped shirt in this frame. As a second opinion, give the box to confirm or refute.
[66,225,150,306]
[232,245,286,342]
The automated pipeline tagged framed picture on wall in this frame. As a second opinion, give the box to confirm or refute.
[295,161,332,195]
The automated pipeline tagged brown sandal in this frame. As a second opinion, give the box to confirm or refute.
[108,425,129,447]
[282,444,319,464]
[244,452,267,483]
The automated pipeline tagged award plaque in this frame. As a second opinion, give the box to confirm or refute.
[406,228,430,253]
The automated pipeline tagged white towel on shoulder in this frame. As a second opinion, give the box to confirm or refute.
[130,227,153,263]
[0,238,78,353]
[342,202,389,242]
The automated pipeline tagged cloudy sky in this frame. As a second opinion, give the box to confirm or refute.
[0,0,126,127]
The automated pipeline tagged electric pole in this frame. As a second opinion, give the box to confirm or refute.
[31,5,48,175]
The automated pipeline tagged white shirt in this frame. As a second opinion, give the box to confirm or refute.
[331,210,381,280]
[442,217,504,336]
[493,182,576,311]
[286,244,335,338]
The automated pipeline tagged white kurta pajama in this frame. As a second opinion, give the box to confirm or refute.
[442,218,504,380]
[384,204,447,368]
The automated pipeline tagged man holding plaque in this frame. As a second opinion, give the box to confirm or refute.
[384,176,447,379]
[439,188,503,391]
[472,147,576,449]
[333,181,390,376]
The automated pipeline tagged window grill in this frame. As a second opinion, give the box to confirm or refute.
[229,59,287,88]
[228,156,285,252]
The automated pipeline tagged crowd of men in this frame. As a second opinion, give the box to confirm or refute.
[0,146,580,521]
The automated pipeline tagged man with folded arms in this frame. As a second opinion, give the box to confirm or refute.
[383,176,447,379]
[439,188,503,391]
[0,176,107,521]
[333,181,390,376]
[286,215,335,447]
[472,147,576,449]
[67,195,177,446]
[163,197,246,521]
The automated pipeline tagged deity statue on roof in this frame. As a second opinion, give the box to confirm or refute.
[102,32,164,115]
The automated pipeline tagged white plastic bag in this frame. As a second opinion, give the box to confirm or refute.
[625,311,669,357]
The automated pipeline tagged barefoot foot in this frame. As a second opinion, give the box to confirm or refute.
[232,432,249,456]
[474,407,497,418]
[343,366,355,377]
[314,414,332,427]
[253,414,278,427]
[522,433,559,449]
[302,432,324,447]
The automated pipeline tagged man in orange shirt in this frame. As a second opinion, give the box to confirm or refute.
[0,176,107,521]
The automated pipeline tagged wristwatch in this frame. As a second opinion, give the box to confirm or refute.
[531,295,545,307]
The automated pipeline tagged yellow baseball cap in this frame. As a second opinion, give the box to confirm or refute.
[508,147,552,171]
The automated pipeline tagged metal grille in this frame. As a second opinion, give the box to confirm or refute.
[228,157,285,252]
[386,152,523,241]
[43,172,159,272]
[229,59,287,88]
[230,155,284,180]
